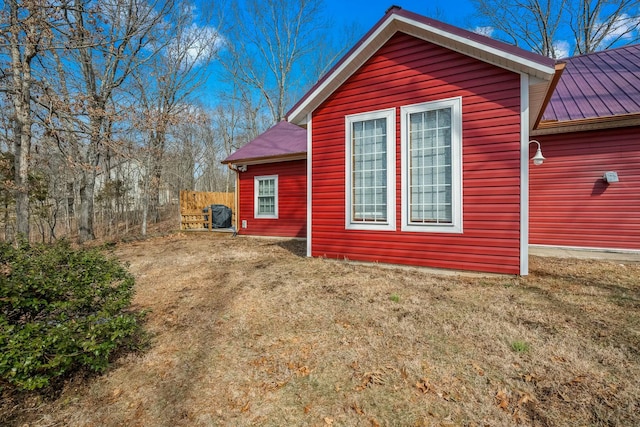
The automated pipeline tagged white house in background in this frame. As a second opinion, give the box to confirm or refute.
[94,159,172,210]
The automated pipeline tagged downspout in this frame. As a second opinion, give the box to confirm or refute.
[226,163,240,232]
[235,167,239,231]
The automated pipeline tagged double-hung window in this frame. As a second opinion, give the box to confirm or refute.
[401,97,462,233]
[345,108,395,230]
[255,175,278,218]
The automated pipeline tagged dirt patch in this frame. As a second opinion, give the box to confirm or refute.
[3,232,639,426]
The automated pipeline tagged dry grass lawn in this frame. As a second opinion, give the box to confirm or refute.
[3,232,639,426]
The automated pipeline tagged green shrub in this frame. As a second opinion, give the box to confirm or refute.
[0,240,143,391]
[510,340,530,353]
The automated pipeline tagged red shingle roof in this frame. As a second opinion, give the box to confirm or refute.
[222,121,306,164]
[542,44,640,122]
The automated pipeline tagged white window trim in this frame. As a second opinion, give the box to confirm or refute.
[254,175,278,219]
[345,108,396,231]
[400,97,463,233]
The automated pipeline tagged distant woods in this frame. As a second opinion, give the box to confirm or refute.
[6,0,635,244]
[472,0,640,58]
[0,0,348,243]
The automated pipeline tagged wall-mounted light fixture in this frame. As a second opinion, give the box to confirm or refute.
[529,140,545,165]
[603,171,619,183]
[237,165,247,172]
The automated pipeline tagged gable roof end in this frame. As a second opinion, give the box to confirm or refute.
[222,121,307,165]
[286,7,558,125]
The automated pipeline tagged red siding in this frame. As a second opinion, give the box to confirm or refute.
[311,32,523,274]
[238,160,306,238]
[531,127,640,249]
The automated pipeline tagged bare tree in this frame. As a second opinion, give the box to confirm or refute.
[1,0,51,239]
[164,107,210,194]
[210,83,270,192]
[132,1,220,235]
[219,0,335,123]
[193,118,227,192]
[473,0,565,56]
[473,0,640,57]
[58,0,172,242]
[569,0,640,53]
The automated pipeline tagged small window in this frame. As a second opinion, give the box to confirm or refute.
[255,175,278,218]
[345,108,396,231]
[401,97,462,233]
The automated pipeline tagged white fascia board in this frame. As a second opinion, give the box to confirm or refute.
[288,13,556,126]
[394,15,556,79]
[227,153,307,166]
[287,16,397,124]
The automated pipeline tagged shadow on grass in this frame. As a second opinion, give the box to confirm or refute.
[275,239,306,257]
[529,264,640,309]
[521,263,640,358]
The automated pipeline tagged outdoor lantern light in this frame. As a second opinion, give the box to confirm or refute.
[529,140,545,165]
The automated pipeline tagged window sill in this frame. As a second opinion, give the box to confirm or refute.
[401,223,463,233]
[346,222,396,231]
[255,215,279,219]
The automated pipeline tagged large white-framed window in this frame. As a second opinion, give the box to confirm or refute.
[254,175,278,219]
[401,97,462,233]
[345,108,396,231]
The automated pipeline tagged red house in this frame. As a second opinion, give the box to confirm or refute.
[223,7,640,274]
[530,45,640,251]
[222,121,307,238]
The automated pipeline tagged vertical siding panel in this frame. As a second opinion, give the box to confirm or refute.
[531,127,640,249]
[238,160,307,238]
[311,32,523,274]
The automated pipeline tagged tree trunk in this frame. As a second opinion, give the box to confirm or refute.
[9,1,38,240]
[13,112,31,240]
[78,169,96,242]
[148,130,166,224]
[141,152,152,236]
[3,193,11,241]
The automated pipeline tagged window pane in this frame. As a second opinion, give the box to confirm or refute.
[408,108,453,224]
[425,110,437,128]
[437,108,451,127]
[352,118,387,222]
[257,178,276,216]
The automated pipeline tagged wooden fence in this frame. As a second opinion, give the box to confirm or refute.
[179,191,235,230]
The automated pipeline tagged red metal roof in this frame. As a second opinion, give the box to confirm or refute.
[542,44,640,122]
[222,121,306,163]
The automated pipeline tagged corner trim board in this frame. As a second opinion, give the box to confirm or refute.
[520,73,529,276]
[306,113,312,257]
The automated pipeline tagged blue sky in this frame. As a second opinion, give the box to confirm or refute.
[322,1,640,59]
[324,0,478,34]
[200,1,482,109]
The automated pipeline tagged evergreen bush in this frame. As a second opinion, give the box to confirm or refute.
[0,240,142,390]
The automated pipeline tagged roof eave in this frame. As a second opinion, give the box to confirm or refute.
[393,15,556,79]
[221,152,307,166]
[287,13,397,125]
[287,10,556,125]
[532,113,640,135]
[531,63,566,130]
